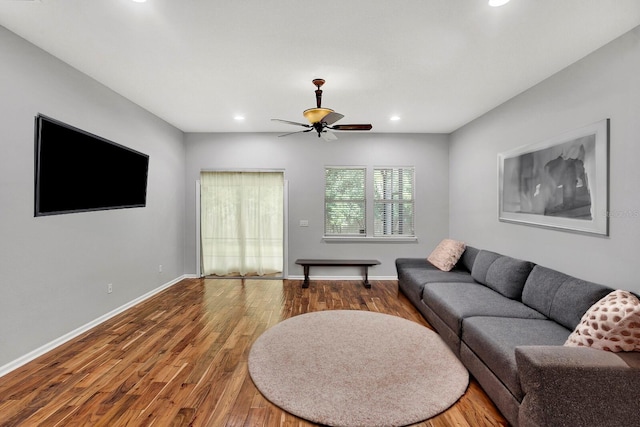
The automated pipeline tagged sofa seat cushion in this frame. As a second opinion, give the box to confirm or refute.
[462,316,571,400]
[398,261,475,304]
[401,265,476,285]
[396,258,475,282]
[422,282,547,336]
[396,258,437,270]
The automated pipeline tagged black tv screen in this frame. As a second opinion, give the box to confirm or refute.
[34,114,149,216]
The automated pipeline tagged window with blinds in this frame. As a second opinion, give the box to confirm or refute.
[373,167,415,236]
[324,167,366,235]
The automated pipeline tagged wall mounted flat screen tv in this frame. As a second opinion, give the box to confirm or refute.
[34,114,149,216]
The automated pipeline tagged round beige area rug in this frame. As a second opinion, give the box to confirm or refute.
[248,310,469,427]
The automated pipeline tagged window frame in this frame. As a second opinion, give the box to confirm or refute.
[323,165,417,242]
[323,166,367,237]
[373,166,415,238]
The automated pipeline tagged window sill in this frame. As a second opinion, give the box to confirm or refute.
[323,236,418,243]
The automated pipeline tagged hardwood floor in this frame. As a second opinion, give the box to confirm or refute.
[0,279,508,426]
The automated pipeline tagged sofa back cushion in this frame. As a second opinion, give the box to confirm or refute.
[459,246,479,273]
[486,256,535,300]
[522,265,613,330]
[471,250,534,300]
[471,250,501,284]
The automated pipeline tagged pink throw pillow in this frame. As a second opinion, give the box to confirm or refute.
[565,290,640,352]
[427,239,466,272]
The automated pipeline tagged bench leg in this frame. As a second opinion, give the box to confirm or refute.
[363,266,371,289]
[302,265,310,288]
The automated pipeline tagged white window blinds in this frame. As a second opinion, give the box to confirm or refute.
[373,167,415,236]
[324,167,366,235]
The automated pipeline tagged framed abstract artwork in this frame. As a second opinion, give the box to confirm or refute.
[498,119,609,236]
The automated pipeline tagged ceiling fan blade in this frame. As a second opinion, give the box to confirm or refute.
[330,124,373,131]
[321,112,344,126]
[321,130,338,142]
[278,129,313,137]
[271,118,311,128]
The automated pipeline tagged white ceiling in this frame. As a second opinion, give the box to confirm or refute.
[1,0,639,134]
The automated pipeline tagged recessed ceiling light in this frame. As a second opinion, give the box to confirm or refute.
[390,116,401,121]
[132,0,147,3]
[488,0,510,6]
[234,115,245,121]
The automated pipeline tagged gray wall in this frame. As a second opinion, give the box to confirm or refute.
[0,27,186,367]
[6,18,638,373]
[184,132,450,278]
[449,26,640,293]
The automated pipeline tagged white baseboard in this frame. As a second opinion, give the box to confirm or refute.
[0,274,189,378]
[288,275,398,281]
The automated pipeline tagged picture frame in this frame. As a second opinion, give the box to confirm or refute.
[498,119,609,236]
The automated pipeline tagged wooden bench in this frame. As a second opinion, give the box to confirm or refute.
[295,259,381,289]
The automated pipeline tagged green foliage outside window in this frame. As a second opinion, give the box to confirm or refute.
[324,166,414,237]
[324,168,366,235]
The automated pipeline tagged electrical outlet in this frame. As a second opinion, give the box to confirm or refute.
[107,283,113,294]
[159,264,163,273]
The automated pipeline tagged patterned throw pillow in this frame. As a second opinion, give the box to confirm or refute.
[565,290,640,352]
[427,239,466,272]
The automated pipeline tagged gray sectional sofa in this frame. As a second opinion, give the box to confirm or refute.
[396,247,640,427]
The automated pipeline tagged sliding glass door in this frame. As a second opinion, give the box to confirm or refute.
[200,171,284,277]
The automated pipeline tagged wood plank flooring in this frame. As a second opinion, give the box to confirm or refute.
[0,279,508,426]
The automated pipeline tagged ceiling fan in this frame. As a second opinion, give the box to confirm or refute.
[272,79,372,141]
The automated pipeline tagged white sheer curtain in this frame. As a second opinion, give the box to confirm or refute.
[200,171,284,276]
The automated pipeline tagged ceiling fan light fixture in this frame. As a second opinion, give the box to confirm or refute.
[273,79,372,140]
[303,107,334,124]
